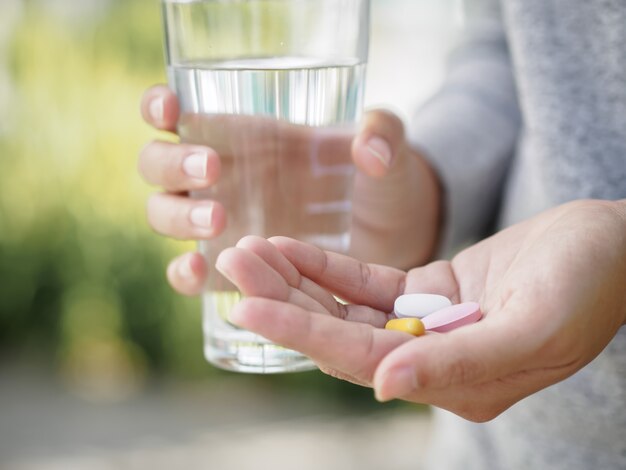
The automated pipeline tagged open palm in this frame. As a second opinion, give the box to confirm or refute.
[217,200,626,422]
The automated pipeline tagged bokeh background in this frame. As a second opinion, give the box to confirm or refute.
[0,0,461,468]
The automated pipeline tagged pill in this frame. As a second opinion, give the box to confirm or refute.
[385,318,425,336]
[421,302,482,333]
[394,293,452,319]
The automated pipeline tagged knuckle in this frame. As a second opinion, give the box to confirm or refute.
[351,326,376,382]
[158,149,183,187]
[413,362,435,389]
[449,354,485,386]
[369,109,405,137]
[356,261,372,297]
[139,141,183,188]
[146,194,188,238]
[171,202,191,236]
[380,108,405,130]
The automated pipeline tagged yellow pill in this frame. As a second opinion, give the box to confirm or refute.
[385,318,425,336]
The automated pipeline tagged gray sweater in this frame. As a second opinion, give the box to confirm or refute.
[409,0,626,468]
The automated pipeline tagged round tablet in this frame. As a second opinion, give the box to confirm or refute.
[421,302,482,332]
[394,294,453,319]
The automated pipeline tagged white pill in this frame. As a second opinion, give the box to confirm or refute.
[394,294,453,319]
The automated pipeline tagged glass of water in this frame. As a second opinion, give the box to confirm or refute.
[162,0,370,373]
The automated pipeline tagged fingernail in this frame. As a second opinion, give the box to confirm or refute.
[190,205,214,229]
[366,136,393,168]
[178,255,195,280]
[150,96,164,124]
[183,152,209,179]
[375,366,417,402]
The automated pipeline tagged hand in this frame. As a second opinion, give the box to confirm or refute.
[138,85,442,294]
[215,199,626,422]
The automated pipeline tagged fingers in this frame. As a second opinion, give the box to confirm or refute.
[146,193,227,240]
[234,238,390,324]
[141,85,179,132]
[166,252,208,296]
[139,141,221,192]
[373,315,530,402]
[216,247,329,315]
[216,247,290,300]
[351,109,406,178]
[223,237,393,325]
[270,237,406,312]
[234,236,301,286]
[229,297,413,384]
[234,236,340,315]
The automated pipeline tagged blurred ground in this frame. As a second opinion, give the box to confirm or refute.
[0,361,432,470]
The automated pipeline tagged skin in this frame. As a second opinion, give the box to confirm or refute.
[215,200,626,422]
[139,85,442,294]
[138,86,626,422]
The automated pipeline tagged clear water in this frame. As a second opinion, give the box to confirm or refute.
[169,58,366,373]
[171,57,365,126]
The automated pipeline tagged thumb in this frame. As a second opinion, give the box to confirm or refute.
[372,317,531,401]
[351,109,406,178]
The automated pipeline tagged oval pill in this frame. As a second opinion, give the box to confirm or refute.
[421,302,482,333]
[385,318,425,336]
[394,294,453,319]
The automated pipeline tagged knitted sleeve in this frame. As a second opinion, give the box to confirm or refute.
[409,0,522,254]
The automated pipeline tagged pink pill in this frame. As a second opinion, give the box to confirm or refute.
[421,302,482,333]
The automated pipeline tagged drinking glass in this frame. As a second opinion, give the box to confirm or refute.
[162,0,370,373]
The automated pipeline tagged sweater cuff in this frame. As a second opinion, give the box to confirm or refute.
[409,89,520,257]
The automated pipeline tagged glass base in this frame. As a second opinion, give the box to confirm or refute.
[204,334,317,374]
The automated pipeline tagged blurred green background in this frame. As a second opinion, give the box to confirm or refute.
[0,0,218,392]
[0,0,398,404]
[0,0,459,467]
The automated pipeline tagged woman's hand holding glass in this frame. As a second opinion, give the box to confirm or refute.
[138,85,442,295]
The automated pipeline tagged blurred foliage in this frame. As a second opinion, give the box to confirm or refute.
[0,0,209,382]
[0,0,412,410]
